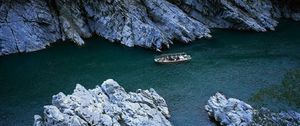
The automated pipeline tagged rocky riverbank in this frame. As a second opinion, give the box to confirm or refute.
[205,93,300,126]
[33,79,171,126]
[1,0,300,55]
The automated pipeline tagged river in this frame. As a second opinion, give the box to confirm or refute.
[0,20,300,125]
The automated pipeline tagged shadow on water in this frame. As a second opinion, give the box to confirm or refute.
[0,20,300,126]
[249,69,300,111]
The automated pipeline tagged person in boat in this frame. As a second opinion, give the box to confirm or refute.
[171,56,177,61]
[179,55,184,59]
[168,56,171,60]
[176,56,180,61]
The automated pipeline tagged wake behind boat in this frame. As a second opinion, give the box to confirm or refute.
[154,52,191,63]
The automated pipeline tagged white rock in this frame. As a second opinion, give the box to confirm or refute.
[34,79,171,126]
[205,92,254,126]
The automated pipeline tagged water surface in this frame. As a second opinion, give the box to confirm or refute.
[0,20,300,125]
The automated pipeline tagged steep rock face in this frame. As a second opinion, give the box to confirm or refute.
[54,0,92,45]
[173,0,286,31]
[0,0,300,55]
[280,0,300,21]
[0,0,61,55]
[34,79,171,126]
[81,0,211,49]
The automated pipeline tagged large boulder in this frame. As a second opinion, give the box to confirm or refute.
[33,79,171,126]
[205,93,300,126]
[205,92,254,126]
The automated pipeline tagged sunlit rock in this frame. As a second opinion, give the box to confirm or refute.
[205,92,300,126]
[33,79,171,126]
[205,92,253,126]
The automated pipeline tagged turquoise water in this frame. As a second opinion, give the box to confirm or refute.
[0,20,300,126]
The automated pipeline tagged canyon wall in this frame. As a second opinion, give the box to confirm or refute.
[1,0,299,55]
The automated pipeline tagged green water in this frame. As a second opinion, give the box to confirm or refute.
[1,20,300,126]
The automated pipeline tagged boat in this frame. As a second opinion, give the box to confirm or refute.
[154,52,191,63]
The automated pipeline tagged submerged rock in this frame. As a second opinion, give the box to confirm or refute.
[33,79,171,126]
[1,0,300,55]
[205,93,300,126]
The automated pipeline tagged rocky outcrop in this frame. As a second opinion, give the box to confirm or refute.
[205,92,254,126]
[251,108,300,126]
[205,93,300,126]
[83,0,210,50]
[173,0,280,31]
[0,0,61,55]
[1,0,300,55]
[33,79,171,126]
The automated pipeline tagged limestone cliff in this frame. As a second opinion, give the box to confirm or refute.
[1,0,299,55]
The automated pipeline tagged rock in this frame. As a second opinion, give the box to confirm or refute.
[250,108,300,126]
[205,92,254,126]
[0,0,61,55]
[33,115,43,126]
[83,0,210,49]
[280,0,300,21]
[1,0,300,55]
[54,0,92,45]
[33,79,171,126]
[174,0,280,31]
[205,93,300,126]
